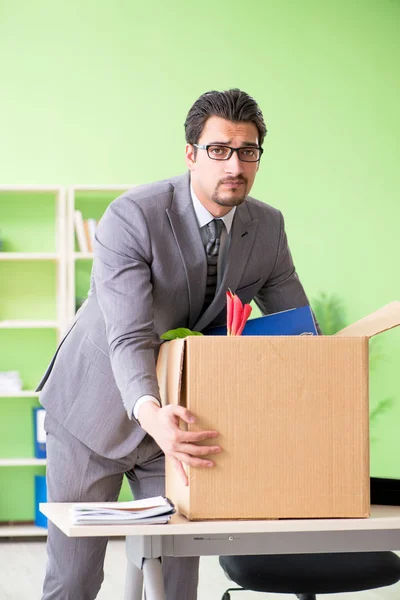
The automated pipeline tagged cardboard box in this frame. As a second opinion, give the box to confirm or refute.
[157,302,400,520]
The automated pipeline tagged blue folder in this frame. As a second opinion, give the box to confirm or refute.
[33,407,46,459]
[34,475,47,528]
[205,305,318,336]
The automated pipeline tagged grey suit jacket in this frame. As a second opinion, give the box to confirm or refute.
[38,172,313,459]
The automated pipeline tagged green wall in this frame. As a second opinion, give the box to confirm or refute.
[1,0,399,484]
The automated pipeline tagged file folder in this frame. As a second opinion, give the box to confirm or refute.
[34,475,47,528]
[33,407,46,459]
[206,305,318,336]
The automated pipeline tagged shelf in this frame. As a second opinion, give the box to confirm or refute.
[0,253,60,261]
[0,184,65,526]
[0,391,39,398]
[70,185,133,191]
[0,524,47,537]
[74,252,94,260]
[0,458,46,467]
[0,320,60,329]
[0,185,63,192]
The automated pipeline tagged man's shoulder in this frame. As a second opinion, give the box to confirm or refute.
[116,173,187,211]
[245,194,282,221]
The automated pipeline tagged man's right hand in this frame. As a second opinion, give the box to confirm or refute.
[137,402,221,486]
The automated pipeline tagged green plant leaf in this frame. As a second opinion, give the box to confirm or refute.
[160,328,203,341]
[312,292,397,445]
[370,396,394,425]
[370,397,395,445]
[311,292,347,335]
[369,337,384,372]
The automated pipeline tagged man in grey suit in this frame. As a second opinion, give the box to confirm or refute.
[38,88,316,599]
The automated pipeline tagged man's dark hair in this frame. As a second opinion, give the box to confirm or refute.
[184,88,267,147]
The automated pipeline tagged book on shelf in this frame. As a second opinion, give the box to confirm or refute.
[74,213,98,253]
[35,475,47,528]
[83,220,92,252]
[87,218,97,250]
[74,210,88,253]
[33,407,46,458]
[70,495,175,525]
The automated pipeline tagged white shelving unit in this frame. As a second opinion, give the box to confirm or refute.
[0,391,39,398]
[0,253,60,260]
[0,459,47,467]
[0,183,134,537]
[0,320,60,329]
[0,185,67,537]
[0,185,67,336]
[74,252,94,260]
[0,524,47,537]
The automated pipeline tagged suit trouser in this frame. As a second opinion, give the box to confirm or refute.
[42,413,199,600]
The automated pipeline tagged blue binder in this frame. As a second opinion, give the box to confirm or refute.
[34,475,47,528]
[206,305,318,336]
[33,407,46,459]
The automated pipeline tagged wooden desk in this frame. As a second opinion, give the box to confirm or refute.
[40,504,400,600]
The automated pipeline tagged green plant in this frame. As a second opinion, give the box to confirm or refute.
[312,292,395,442]
[160,328,203,341]
[312,292,347,335]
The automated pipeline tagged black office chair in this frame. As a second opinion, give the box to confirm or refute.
[219,552,400,599]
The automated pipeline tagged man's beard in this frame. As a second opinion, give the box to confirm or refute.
[211,177,248,207]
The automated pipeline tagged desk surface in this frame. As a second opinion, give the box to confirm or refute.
[40,504,400,538]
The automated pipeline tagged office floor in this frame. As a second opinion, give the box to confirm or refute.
[1,539,400,599]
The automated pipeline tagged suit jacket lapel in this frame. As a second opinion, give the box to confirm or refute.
[166,173,207,329]
[193,202,259,332]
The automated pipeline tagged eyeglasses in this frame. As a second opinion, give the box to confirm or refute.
[194,144,263,163]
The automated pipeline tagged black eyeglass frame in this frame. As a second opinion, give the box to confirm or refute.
[193,144,264,163]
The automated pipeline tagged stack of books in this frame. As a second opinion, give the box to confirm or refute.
[70,496,175,525]
[74,210,98,253]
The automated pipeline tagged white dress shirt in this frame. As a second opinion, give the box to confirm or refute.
[133,186,236,420]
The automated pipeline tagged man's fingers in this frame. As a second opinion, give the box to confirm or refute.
[169,404,196,424]
[176,443,221,456]
[166,406,220,441]
[174,452,215,468]
[181,430,219,441]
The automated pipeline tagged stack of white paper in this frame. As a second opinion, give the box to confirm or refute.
[70,496,175,525]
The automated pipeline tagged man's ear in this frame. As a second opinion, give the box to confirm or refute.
[185,143,196,170]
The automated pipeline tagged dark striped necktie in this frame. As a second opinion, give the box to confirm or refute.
[202,218,224,312]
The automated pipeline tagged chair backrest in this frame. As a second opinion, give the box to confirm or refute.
[219,552,400,597]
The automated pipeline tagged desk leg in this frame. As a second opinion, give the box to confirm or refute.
[125,535,167,600]
[124,560,143,600]
[142,558,166,600]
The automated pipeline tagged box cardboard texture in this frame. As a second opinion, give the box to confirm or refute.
[157,302,400,521]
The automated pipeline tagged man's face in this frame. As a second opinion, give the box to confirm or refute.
[186,116,260,217]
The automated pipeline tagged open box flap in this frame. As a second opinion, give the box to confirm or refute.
[335,301,400,339]
[156,339,186,406]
